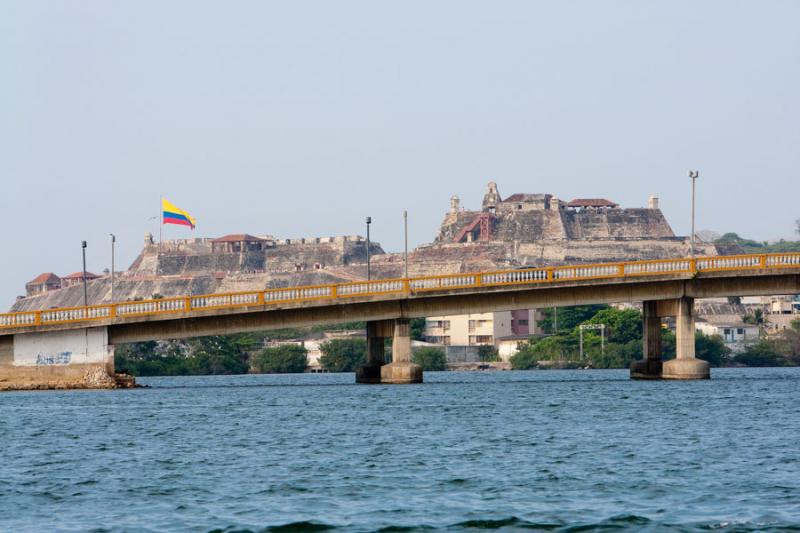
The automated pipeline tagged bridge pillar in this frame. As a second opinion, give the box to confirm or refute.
[355,320,390,384]
[0,327,119,390]
[630,301,663,379]
[663,297,710,380]
[380,318,423,384]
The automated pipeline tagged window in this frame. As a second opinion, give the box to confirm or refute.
[737,328,744,335]
[517,319,529,326]
[724,328,731,335]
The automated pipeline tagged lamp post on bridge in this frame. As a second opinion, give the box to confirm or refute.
[403,210,409,279]
[366,217,371,281]
[689,170,699,257]
[109,234,116,303]
[81,241,88,309]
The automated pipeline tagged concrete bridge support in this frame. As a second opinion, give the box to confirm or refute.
[630,301,663,379]
[380,318,423,384]
[630,297,710,380]
[0,327,117,390]
[663,297,710,380]
[355,320,390,384]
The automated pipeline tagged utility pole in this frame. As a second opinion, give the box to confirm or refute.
[109,234,116,302]
[81,241,88,309]
[366,217,371,281]
[403,210,409,278]
[579,324,605,360]
[689,170,699,256]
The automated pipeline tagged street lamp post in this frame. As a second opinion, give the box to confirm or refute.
[689,170,699,256]
[366,217,371,281]
[109,234,116,303]
[403,210,409,279]
[81,241,88,309]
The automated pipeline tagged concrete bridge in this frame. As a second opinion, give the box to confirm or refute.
[1,253,799,389]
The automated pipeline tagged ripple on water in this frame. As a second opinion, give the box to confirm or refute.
[1,368,800,532]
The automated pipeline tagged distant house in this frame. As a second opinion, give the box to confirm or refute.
[26,273,62,296]
[211,234,270,253]
[695,318,758,353]
[566,198,620,210]
[60,271,99,288]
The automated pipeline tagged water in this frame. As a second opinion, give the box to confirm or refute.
[2,368,800,532]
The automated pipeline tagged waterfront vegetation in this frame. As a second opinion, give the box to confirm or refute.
[511,306,731,370]
[115,313,800,376]
[412,347,447,371]
[252,344,308,374]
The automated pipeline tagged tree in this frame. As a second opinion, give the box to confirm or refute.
[478,345,500,362]
[410,318,427,341]
[510,343,539,370]
[412,347,447,370]
[188,335,250,375]
[319,338,366,372]
[694,333,730,366]
[253,344,308,373]
[735,339,786,367]
[585,308,642,344]
[742,308,764,326]
[538,305,609,334]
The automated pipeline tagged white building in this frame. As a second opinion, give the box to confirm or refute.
[695,319,759,353]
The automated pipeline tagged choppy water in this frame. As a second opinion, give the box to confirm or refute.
[2,368,800,532]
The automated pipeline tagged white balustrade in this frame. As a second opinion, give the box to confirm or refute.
[409,275,476,291]
[481,269,548,286]
[766,254,800,267]
[338,280,404,296]
[624,260,690,275]
[264,285,335,303]
[0,313,37,327]
[696,256,761,271]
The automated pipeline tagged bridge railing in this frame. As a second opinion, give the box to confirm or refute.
[3,252,799,330]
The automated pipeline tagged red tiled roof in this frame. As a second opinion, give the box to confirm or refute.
[566,198,619,208]
[63,272,99,280]
[27,272,60,285]
[211,234,265,243]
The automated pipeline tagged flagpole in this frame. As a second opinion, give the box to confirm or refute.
[159,196,163,253]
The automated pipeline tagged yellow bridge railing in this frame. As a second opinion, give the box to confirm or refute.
[1,253,798,330]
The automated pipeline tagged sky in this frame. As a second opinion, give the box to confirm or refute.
[1,1,799,306]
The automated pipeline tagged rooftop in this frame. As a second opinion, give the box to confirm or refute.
[566,198,620,208]
[211,234,266,243]
[27,272,60,285]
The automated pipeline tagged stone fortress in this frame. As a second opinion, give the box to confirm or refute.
[11,182,736,312]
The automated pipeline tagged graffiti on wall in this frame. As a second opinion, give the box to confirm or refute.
[35,352,72,365]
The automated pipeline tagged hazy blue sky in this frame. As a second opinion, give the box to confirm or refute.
[1,1,798,306]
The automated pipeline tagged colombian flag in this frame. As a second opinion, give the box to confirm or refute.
[162,198,196,229]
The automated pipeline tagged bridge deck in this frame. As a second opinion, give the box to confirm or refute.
[2,253,798,338]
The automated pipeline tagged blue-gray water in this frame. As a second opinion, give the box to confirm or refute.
[2,368,800,532]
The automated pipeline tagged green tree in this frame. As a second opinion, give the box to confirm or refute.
[412,347,447,371]
[742,308,764,325]
[478,345,500,362]
[319,338,366,372]
[538,305,609,334]
[510,342,539,369]
[585,308,642,344]
[735,339,786,367]
[410,317,427,341]
[253,344,308,373]
[694,333,730,366]
[188,335,250,375]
